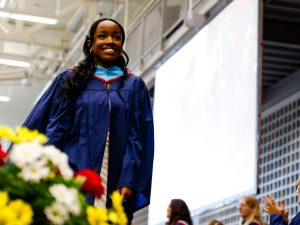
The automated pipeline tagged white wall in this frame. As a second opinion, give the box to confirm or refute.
[150,0,259,224]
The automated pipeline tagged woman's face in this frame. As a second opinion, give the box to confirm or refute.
[91,20,123,68]
[238,198,253,219]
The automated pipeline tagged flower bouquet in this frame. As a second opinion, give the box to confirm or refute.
[0,126,127,225]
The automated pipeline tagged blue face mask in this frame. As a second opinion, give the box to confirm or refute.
[93,65,124,82]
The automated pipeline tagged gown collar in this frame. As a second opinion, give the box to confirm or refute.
[93,65,124,84]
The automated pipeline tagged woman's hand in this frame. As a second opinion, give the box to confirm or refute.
[263,194,288,222]
[118,187,132,203]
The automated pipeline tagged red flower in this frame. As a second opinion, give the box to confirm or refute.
[0,144,8,166]
[74,169,105,198]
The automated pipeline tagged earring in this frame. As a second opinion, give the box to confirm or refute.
[89,43,94,54]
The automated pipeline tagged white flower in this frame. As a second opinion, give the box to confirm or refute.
[44,201,69,225]
[66,197,81,216]
[43,145,73,179]
[20,159,50,182]
[58,164,74,179]
[43,145,66,164]
[49,184,81,215]
[10,142,44,167]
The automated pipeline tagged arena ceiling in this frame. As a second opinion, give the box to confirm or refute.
[0,0,147,83]
[0,0,145,126]
[262,0,300,96]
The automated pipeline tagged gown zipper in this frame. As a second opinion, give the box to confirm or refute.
[105,83,111,111]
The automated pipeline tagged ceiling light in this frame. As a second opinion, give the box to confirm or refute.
[0,58,30,68]
[0,96,10,102]
[10,14,58,25]
[0,11,9,17]
[0,11,58,25]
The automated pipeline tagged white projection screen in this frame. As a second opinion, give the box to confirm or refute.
[150,0,259,224]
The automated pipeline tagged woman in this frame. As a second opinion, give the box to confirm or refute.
[166,199,193,225]
[23,18,154,224]
[238,195,264,225]
[263,177,300,225]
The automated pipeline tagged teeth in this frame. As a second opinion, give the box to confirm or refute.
[103,48,115,52]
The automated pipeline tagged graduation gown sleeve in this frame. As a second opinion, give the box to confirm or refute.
[23,70,72,149]
[117,78,154,211]
[270,213,300,225]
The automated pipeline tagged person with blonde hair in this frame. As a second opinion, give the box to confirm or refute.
[238,195,264,225]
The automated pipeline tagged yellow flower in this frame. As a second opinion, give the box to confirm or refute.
[109,191,127,225]
[108,211,127,225]
[0,126,15,142]
[0,126,48,144]
[87,206,108,225]
[0,207,17,224]
[0,191,9,208]
[116,211,128,225]
[110,191,124,213]
[14,127,48,144]
[0,192,33,225]
[108,211,118,224]
[0,192,16,224]
[8,199,33,225]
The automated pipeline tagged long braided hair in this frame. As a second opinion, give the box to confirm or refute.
[63,18,130,97]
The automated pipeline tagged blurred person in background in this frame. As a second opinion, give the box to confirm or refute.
[238,195,264,225]
[166,199,193,225]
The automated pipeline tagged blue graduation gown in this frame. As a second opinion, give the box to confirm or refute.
[23,69,154,211]
[270,213,300,225]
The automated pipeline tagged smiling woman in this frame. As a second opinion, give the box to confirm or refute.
[91,20,123,67]
[22,18,154,225]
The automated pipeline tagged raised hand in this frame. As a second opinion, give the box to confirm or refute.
[263,194,288,222]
